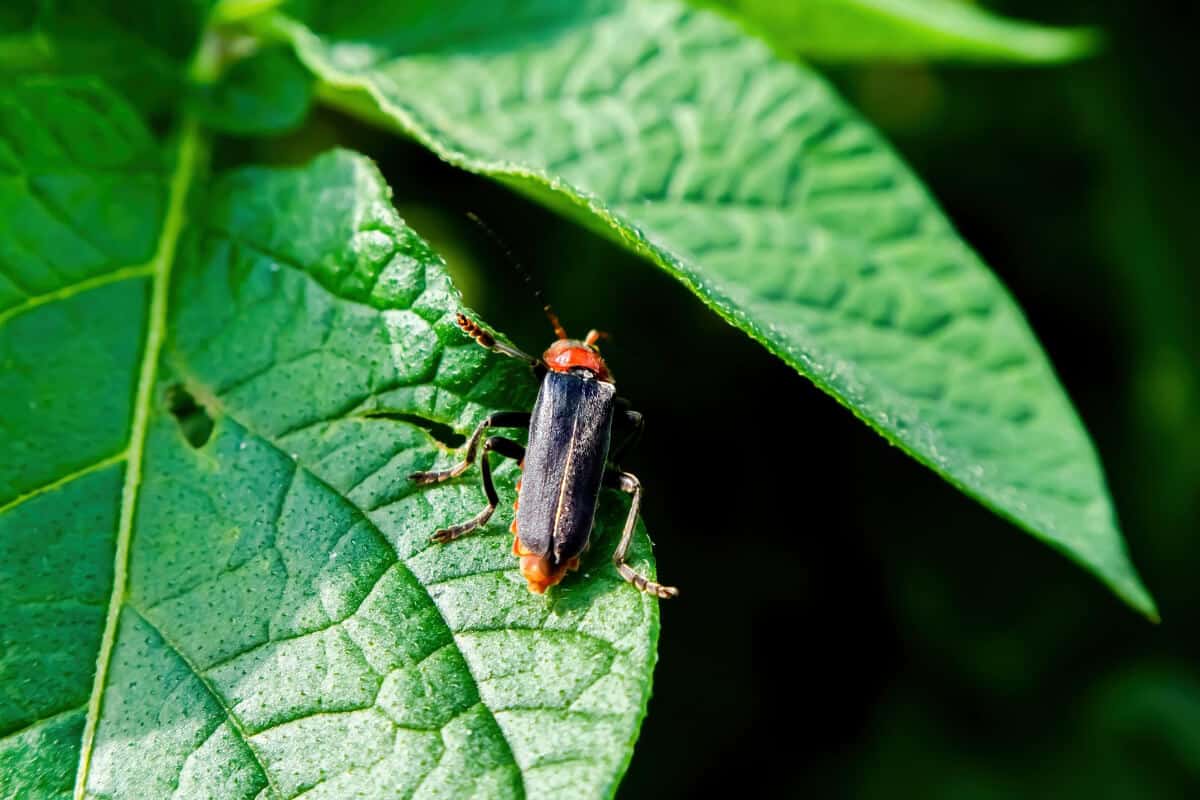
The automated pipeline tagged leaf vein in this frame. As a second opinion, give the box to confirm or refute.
[126,604,282,800]
[0,703,86,744]
[0,451,126,514]
[0,263,155,327]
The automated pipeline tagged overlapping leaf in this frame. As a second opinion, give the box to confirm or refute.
[267,0,1154,615]
[717,0,1099,63]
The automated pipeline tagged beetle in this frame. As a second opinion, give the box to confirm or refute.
[409,310,678,599]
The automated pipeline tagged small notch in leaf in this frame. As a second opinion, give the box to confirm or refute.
[166,384,215,448]
[359,410,467,448]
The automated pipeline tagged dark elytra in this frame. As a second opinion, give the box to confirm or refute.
[517,369,615,567]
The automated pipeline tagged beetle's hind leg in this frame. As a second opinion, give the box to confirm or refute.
[410,411,529,485]
[607,471,679,599]
[430,437,525,543]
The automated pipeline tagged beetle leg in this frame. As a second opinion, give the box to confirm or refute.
[431,436,526,543]
[607,471,679,599]
[410,411,530,484]
[609,405,644,467]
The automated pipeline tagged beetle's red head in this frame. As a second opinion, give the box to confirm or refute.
[543,329,612,382]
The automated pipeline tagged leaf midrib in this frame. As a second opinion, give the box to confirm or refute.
[72,116,207,800]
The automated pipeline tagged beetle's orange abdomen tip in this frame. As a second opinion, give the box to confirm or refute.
[520,553,567,594]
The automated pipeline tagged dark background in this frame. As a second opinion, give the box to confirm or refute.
[252,1,1199,796]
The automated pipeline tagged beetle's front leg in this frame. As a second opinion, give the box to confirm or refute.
[607,470,679,599]
[430,436,526,543]
[409,411,530,485]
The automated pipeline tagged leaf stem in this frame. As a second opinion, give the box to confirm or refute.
[212,0,287,26]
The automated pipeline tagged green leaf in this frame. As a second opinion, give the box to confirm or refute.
[0,1,313,133]
[191,46,313,135]
[267,0,1154,617]
[0,0,212,115]
[715,0,1100,63]
[0,78,661,799]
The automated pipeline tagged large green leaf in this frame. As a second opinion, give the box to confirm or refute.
[717,0,1099,63]
[0,79,661,799]
[266,0,1154,616]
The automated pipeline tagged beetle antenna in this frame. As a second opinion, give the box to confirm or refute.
[466,212,569,339]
